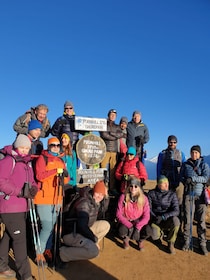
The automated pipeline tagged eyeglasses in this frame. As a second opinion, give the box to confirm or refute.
[129,185,138,189]
[169,141,177,144]
[65,107,73,110]
[49,144,60,148]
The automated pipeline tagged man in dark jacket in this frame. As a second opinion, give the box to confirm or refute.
[100,109,124,194]
[59,181,110,262]
[146,175,180,254]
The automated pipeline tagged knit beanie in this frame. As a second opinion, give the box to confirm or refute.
[64,101,73,109]
[14,134,31,148]
[132,110,141,117]
[190,145,201,154]
[28,120,42,131]
[48,137,60,146]
[168,135,177,143]
[127,146,136,156]
[120,116,128,125]
[130,177,141,187]
[108,109,117,116]
[93,181,106,195]
[158,175,169,185]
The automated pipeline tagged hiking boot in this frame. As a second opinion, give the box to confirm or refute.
[200,245,208,256]
[138,241,145,252]
[0,268,16,278]
[123,237,130,250]
[182,243,190,252]
[35,254,48,267]
[43,249,52,264]
[168,242,176,255]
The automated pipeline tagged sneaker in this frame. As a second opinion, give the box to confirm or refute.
[138,241,145,252]
[200,245,208,256]
[123,237,130,250]
[43,249,52,263]
[168,242,176,255]
[182,243,190,252]
[0,268,16,278]
[35,253,48,267]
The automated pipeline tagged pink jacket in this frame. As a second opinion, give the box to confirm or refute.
[116,193,150,231]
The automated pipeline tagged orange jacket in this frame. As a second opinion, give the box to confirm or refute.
[33,150,69,205]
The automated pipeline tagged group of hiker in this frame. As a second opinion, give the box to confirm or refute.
[0,101,209,280]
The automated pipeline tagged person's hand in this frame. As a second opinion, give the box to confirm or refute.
[123,174,130,181]
[63,169,69,177]
[156,215,165,224]
[28,185,38,199]
[140,178,145,187]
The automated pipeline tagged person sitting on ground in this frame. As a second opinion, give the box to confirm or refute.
[180,145,209,256]
[13,104,51,139]
[59,181,110,262]
[146,175,180,254]
[116,177,150,251]
[115,146,148,193]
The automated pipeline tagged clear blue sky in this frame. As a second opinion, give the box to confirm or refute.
[0,0,210,159]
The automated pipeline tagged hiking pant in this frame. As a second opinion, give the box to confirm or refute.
[0,212,32,280]
[100,152,117,191]
[146,216,180,243]
[36,204,58,253]
[59,220,110,262]
[118,223,147,242]
[183,194,207,246]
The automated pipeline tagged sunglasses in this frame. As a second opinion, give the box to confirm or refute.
[129,185,139,189]
[49,143,60,148]
[65,107,73,110]
[169,141,177,144]
[128,153,135,156]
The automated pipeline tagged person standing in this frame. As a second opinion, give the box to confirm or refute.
[118,116,128,161]
[116,177,150,251]
[0,134,38,280]
[27,119,44,156]
[146,176,180,254]
[13,104,51,139]
[180,145,209,255]
[126,110,149,162]
[100,109,124,195]
[34,137,69,266]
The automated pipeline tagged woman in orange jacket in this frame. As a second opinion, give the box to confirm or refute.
[34,137,69,266]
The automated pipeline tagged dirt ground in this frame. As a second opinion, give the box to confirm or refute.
[12,181,210,280]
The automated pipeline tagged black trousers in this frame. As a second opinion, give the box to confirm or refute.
[0,212,31,279]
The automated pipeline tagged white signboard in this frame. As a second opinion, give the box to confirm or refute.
[75,116,107,131]
[77,168,107,185]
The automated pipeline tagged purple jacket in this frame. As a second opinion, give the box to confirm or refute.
[0,145,37,213]
[116,193,150,231]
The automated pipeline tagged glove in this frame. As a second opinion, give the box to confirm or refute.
[140,178,145,187]
[186,177,195,187]
[28,185,38,199]
[57,168,64,175]
[156,215,166,224]
[132,228,140,241]
[19,183,38,199]
[123,174,130,181]
[62,169,69,177]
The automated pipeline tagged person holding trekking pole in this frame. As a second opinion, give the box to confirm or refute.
[180,145,209,255]
[34,137,69,267]
[0,134,38,280]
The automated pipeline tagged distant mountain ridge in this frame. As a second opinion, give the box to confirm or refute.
[145,155,210,180]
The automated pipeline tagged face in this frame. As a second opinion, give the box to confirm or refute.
[93,192,105,203]
[61,137,70,147]
[158,181,169,192]
[168,140,177,149]
[17,146,31,155]
[127,153,135,161]
[29,128,41,139]
[133,113,141,123]
[64,106,74,116]
[120,122,127,130]
[35,109,48,122]
[48,142,61,152]
[129,184,140,195]
[108,112,117,121]
[191,150,200,160]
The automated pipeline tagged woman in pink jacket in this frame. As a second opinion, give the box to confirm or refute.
[116,177,150,251]
[115,146,148,193]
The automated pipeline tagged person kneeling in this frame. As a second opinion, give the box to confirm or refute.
[116,177,150,251]
[59,181,110,262]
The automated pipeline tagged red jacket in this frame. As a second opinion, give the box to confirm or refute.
[115,156,148,193]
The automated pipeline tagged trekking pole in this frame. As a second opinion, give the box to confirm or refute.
[28,199,46,280]
[52,174,64,270]
[189,185,194,251]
